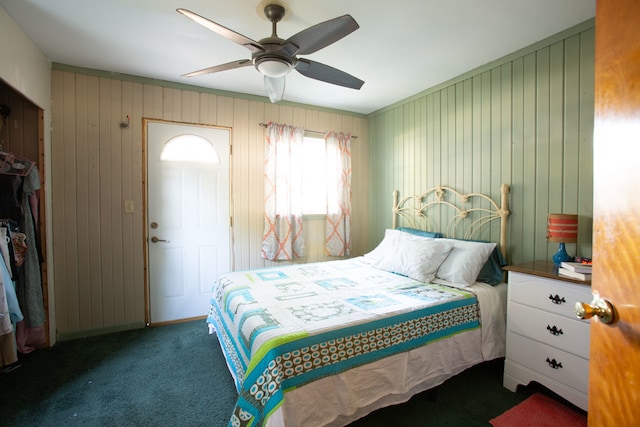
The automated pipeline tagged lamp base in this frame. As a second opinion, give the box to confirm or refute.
[552,242,572,266]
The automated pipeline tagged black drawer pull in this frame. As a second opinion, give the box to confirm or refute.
[546,325,564,336]
[549,294,566,305]
[545,357,563,369]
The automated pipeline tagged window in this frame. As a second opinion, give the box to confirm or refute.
[301,136,326,215]
[160,134,219,164]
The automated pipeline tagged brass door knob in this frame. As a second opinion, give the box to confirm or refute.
[150,236,169,243]
[575,293,616,324]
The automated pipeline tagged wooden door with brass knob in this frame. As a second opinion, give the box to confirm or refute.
[589,0,640,425]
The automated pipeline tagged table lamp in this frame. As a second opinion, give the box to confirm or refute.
[547,213,579,266]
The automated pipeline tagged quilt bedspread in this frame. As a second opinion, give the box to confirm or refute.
[207,257,480,427]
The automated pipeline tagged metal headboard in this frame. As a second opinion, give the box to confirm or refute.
[392,184,510,259]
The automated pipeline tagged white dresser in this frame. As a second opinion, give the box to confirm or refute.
[503,261,591,411]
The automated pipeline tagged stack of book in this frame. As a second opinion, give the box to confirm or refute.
[558,262,592,281]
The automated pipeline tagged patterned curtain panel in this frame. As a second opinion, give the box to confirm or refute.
[261,122,306,261]
[324,131,352,256]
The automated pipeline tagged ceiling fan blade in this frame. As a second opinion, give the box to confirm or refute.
[182,59,252,77]
[284,15,359,56]
[295,59,364,90]
[263,76,286,103]
[177,8,263,53]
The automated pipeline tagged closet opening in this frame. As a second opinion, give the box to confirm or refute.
[0,78,48,372]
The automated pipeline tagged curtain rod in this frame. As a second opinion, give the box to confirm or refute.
[258,122,358,139]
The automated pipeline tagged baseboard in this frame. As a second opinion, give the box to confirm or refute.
[56,321,147,342]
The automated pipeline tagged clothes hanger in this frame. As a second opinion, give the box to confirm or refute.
[0,151,34,177]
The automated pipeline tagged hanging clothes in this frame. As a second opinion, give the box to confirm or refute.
[14,166,45,353]
[0,155,45,354]
[0,224,22,369]
[0,254,22,325]
[0,151,42,363]
[0,221,20,281]
[0,267,13,335]
[0,226,12,278]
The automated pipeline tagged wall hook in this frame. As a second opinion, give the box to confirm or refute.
[119,115,130,129]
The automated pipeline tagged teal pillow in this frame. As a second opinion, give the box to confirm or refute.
[396,227,443,239]
[477,246,507,285]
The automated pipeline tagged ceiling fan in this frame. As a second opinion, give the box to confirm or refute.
[177,4,365,103]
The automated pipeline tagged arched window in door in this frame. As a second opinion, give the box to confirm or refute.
[160,134,220,164]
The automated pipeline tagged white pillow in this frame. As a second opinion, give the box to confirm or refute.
[373,239,453,283]
[435,239,496,286]
[364,229,435,262]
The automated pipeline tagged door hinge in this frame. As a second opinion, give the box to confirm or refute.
[230,216,233,227]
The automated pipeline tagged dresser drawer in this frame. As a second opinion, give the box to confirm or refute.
[508,272,591,318]
[506,331,589,392]
[508,302,590,358]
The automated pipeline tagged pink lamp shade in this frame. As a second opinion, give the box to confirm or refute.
[547,213,578,266]
[547,214,579,243]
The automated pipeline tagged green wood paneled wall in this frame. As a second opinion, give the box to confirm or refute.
[367,22,595,265]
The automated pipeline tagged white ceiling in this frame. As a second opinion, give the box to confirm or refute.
[1,0,595,115]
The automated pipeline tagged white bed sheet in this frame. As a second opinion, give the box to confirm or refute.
[265,281,507,427]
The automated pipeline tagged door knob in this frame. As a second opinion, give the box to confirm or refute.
[575,293,616,325]
[151,236,169,243]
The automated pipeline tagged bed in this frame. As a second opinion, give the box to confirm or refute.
[207,184,511,426]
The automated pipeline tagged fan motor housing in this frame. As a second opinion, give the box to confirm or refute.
[254,54,294,77]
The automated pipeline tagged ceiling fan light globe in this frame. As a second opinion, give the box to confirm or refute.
[264,75,286,103]
[256,58,292,78]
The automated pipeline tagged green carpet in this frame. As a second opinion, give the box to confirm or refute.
[0,320,534,426]
[0,321,237,426]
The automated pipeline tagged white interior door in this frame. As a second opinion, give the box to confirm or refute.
[147,121,230,324]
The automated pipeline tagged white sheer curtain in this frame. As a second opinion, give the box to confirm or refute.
[324,131,352,256]
[261,122,306,261]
